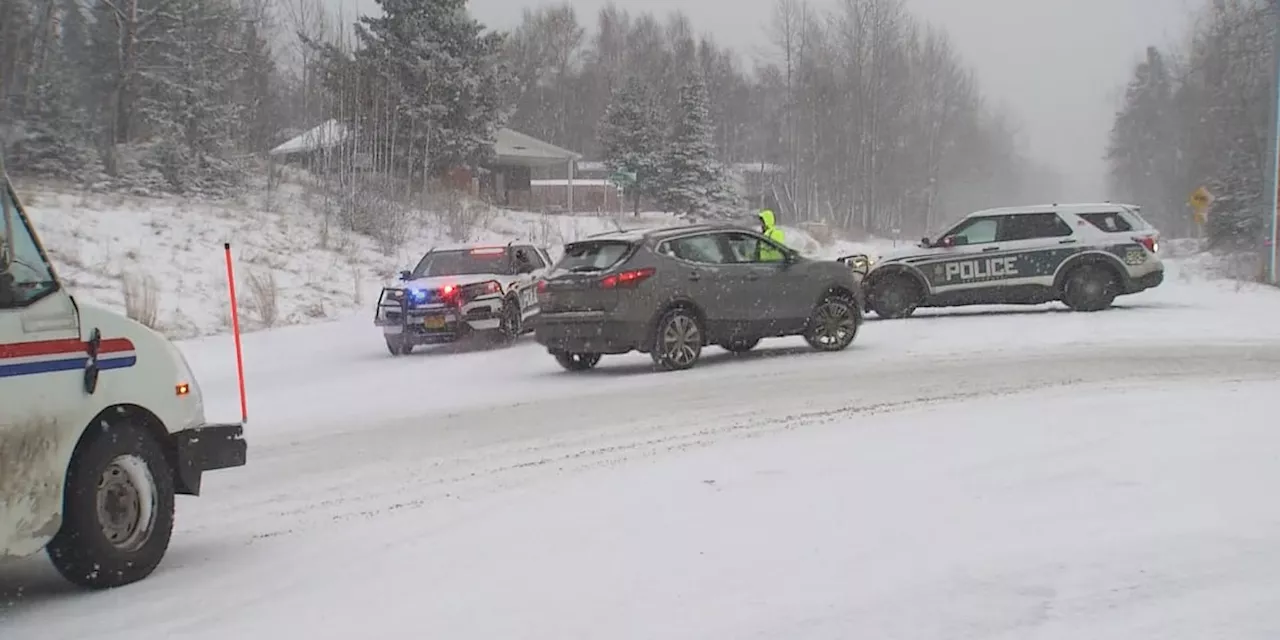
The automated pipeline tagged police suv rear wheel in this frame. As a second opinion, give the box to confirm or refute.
[869,274,922,319]
[1062,264,1118,312]
[47,421,175,590]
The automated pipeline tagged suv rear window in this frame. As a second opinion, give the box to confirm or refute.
[555,241,632,272]
[1079,211,1133,232]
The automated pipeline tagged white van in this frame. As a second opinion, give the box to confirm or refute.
[0,156,245,589]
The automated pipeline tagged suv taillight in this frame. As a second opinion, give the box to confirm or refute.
[600,267,655,289]
[537,280,548,293]
[1134,235,1158,253]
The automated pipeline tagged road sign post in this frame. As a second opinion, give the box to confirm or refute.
[1268,0,1280,283]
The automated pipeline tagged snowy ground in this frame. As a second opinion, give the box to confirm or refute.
[16,178,871,338]
[1,258,1278,638]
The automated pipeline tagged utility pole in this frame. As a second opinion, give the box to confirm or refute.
[1269,0,1280,283]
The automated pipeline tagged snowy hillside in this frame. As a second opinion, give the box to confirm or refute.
[16,178,874,338]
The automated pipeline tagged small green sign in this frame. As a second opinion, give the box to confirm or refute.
[608,170,637,187]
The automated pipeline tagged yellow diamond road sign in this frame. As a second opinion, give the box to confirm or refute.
[1190,186,1213,224]
[1190,186,1213,210]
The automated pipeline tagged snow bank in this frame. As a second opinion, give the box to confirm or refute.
[17,180,680,338]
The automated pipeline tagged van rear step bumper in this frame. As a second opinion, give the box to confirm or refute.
[173,423,246,496]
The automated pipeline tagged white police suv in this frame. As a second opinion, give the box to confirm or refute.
[375,243,551,354]
[845,203,1164,318]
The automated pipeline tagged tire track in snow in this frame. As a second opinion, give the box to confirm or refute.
[181,343,1280,544]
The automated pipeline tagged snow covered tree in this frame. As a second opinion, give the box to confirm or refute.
[1105,47,1182,234]
[134,0,246,190]
[1105,0,1274,253]
[597,75,663,214]
[344,0,512,178]
[658,72,733,217]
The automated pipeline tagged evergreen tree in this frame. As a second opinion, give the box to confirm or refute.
[1105,47,1181,233]
[658,73,732,217]
[4,0,94,176]
[597,76,663,215]
[136,0,245,191]
[348,0,511,178]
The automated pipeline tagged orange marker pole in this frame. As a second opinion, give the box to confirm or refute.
[224,243,247,423]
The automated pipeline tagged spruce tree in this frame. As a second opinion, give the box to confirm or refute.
[597,76,663,215]
[351,0,511,177]
[659,73,731,217]
[1105,47,1181,233]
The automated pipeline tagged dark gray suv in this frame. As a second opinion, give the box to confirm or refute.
[534,223,863,371]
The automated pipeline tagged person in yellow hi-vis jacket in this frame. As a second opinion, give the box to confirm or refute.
[758,209,786,261]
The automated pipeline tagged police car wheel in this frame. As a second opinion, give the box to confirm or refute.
[554,350,601,371]
[386,336,412,356]
[870,275,922,319]
[1063,264,1118,312]
[805,294,860,351]
[46,421,176,590]
[496,297,521,343]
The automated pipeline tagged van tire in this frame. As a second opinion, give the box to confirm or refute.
[46,422,175,589]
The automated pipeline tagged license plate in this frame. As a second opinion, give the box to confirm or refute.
[423,315,447,329]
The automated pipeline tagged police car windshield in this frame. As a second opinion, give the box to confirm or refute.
[412,249,514,277]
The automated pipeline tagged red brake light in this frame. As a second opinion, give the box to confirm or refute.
[537,280,548,292]
[600,267,655,288]
[1134,235,1158,252]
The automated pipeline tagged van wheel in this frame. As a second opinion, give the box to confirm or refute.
[554,351,601,371]
[651,307,703,371]
[869,274,922,319]
[1062,264,1118,311]
[805,293,860,351]
[47,421,175,589]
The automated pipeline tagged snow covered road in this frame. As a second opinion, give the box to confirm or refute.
[2,270,1279,638]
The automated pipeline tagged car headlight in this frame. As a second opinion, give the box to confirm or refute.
[460,280,502,300]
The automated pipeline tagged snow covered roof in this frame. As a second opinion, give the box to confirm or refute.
[493,128,581,167]
[531,179,617,187]
[729,162,785,174]
[269,120,349,156]
[269,121,581,167]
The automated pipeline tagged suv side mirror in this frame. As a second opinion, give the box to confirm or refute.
[398,270,411,281]
[920,237,931,247]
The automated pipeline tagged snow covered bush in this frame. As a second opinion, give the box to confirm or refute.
[121,272,160,330]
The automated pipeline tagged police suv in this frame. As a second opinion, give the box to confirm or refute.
[846,203,1164,318]
[375,243,551,354]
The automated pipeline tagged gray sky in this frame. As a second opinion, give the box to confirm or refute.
[345,0,1197,199]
